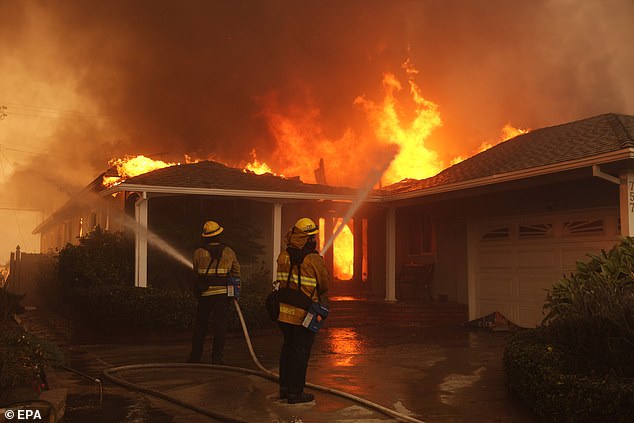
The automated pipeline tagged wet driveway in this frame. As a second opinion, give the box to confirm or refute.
[23,308,538,422]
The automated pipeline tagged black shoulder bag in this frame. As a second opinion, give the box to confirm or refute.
[265,288,280,321]
[266,248,318,321]
[194,244,225,297]
[281,249,319,309]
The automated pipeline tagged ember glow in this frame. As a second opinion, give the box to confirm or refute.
[102,155,176,187]
[333,219,354,280]
[243,149,277,176]
[501,123,530,141]
[450,123,531,165]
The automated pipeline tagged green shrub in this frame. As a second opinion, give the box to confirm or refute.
[504,328,634,422]
[0,289,25,322]
[66,266,274,337]
[543,237,634,377]
[505,237,634,421]
[0,324,64,401]
[56,224,272,336]
[68,285,196,335]
[58,227,134,289]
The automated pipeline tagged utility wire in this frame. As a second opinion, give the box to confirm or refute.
[0,144,65,160]
[0,207,40,212]
[3,102,115,121]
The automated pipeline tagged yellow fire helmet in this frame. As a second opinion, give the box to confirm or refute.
[202,220,224,237]
[294,217,319,235]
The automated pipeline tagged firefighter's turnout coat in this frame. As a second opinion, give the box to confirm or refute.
[276,230,330,326]
[193,243,241,296]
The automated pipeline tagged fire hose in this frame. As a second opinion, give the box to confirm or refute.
[103,298,425,423]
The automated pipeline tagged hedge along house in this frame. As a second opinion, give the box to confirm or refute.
[33,113,634,327]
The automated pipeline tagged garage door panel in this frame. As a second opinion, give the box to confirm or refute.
[561,243,614,273]
[473,209,619,328]
[478,249,512,269]
[476,274,514,297]
[517,248,557,270]
[517,275,557,302]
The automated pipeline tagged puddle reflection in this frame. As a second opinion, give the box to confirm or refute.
[324,327,366,367]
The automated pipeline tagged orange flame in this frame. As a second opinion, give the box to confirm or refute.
[333,219,354,280]
[500,123,529,141]
[355,59,443,185]
[478,124,530,153]
[259,60,443,188]
[450,123,530,165]
[103,155,176,187]
[242,149,278,175]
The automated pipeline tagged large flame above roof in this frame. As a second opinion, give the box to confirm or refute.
[98,62,529,282]
[354,60,443,185]
[102,155,177,187]
[254,60,444,188]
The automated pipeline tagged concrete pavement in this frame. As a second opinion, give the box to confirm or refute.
[16,307,539,423]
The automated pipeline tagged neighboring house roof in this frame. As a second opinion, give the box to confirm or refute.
[102,159,364,201]
[384,113,634,199]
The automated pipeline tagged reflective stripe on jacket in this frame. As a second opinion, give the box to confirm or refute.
[276,231,329,326]
[193,244,241,296]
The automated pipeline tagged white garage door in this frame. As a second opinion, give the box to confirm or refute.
[471,208,620,328]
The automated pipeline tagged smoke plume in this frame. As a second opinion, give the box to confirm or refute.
[1,0,633,211]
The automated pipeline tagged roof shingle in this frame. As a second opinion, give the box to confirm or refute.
[122,160,357,196]
[385,113,634,193]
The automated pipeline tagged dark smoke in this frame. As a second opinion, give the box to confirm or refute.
[1,0,633,210]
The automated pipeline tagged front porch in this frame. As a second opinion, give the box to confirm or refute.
[325,278,468,328]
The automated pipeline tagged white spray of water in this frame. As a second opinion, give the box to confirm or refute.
[321,152,396,255]
[117,213,194,269]
[61,187,195,269]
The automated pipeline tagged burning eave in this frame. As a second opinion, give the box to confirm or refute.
[100,181,383,203]
[97,159,381,202]
[384,148,634,203]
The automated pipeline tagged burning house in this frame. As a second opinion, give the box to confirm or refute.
[32,113,634,328]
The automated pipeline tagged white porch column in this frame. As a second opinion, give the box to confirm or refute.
[135,193,148,287]
[272,203,283,281]
[385,206,397,302]
[619,170,634,236]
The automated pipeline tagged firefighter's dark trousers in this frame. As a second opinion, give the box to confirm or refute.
[190,294,230,363]
[278,321,316,395]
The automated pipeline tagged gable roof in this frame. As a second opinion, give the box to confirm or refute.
[103,159,364,201]
[385,113,634,199]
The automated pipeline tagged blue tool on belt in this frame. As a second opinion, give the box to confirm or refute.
[227,276,240,298]
[302,302,329,332]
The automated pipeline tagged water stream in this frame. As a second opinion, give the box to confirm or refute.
[321,154,395,255]
[117,213,193,269]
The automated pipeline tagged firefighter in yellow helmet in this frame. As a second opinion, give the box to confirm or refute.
[187,220,240,364]
[276,217,329,404]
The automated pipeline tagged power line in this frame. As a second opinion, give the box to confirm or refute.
[3,102,115,121]
[0,207,40,212]
[0,144,65,159]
